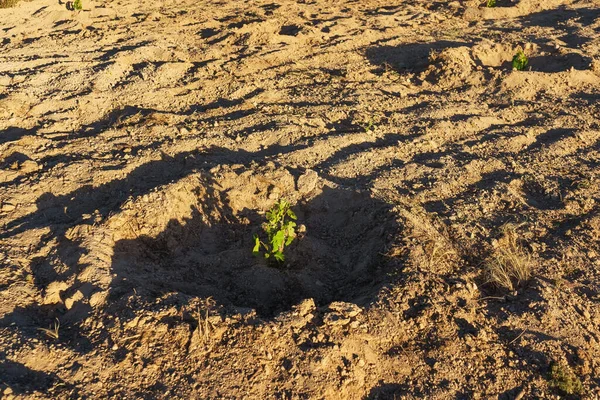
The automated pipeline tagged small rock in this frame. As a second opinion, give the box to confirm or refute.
[583,309,591,320]
[89,291,107,308]
[20,160,39,173]
[575,305,591,320]
[125,316,140,329]
[65,290,84,310]
[1,203,16,212]
[297,170,319,195]
[42,281,70,305]
[208,315,223,325]
[328,301,362,318]
[588,250,597,258]
[268,186,281,200]
[467,282,478,292]
[323,313,351,326]
[296,298,316,317]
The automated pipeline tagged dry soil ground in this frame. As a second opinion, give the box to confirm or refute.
[1,0,600,398]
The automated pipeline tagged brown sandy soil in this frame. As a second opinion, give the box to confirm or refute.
[1,0,600,398]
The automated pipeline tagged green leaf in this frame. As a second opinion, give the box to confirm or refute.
[512,50,528,71]
[271,230,285,252]
[252,235,261,255]
[274,251,285,263]
[285,223,296,245]
[287,209,297,220]
[253,198,298,267]
[285,234,295,246]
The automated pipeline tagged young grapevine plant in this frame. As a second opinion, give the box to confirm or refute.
[512,50,528,71]
[253,199,297,264]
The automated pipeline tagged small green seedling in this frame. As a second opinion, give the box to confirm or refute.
[512,50,528,71]
[360,117,377,133]
[486,0,496,7]
[549,362,583,395]
[73,0,82,10]
[253,199,297,264]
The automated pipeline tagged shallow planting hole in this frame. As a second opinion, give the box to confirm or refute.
[109,166,400,318]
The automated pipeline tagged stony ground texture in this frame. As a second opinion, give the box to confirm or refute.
[1,0,600,398]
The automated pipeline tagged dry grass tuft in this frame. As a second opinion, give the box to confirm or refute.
[484,224,532,291]
[401,207,460,273]
[38,318,60,340]
[195,297,216,345]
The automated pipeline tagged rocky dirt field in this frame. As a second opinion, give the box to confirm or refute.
[1,0,600,398]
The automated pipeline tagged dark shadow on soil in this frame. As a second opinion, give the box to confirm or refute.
[109,182,400,318]
[0,139,172,190]
[527,53,591,73]
[0,354,74,395]
[480,7,600,49]
[455,317,479,338]
[525,128,576,152]
[482,280,547,318]
[94,40,153,61]
[498,386,526,400]
[364,383,415,399]
[0,145,307,240]
[0,140,402,353]
[515,7,600,48]
[315,132,422,172]
[486,0,518,7]
[365,40,469,74]
[571,92,600,105]
[0,126,41,145]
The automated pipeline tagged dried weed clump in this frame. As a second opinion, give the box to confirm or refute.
[38,318,60,340]
[401,207,460,273]
[484,224,532,291]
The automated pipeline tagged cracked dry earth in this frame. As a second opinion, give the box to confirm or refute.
[1,0,600,398]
